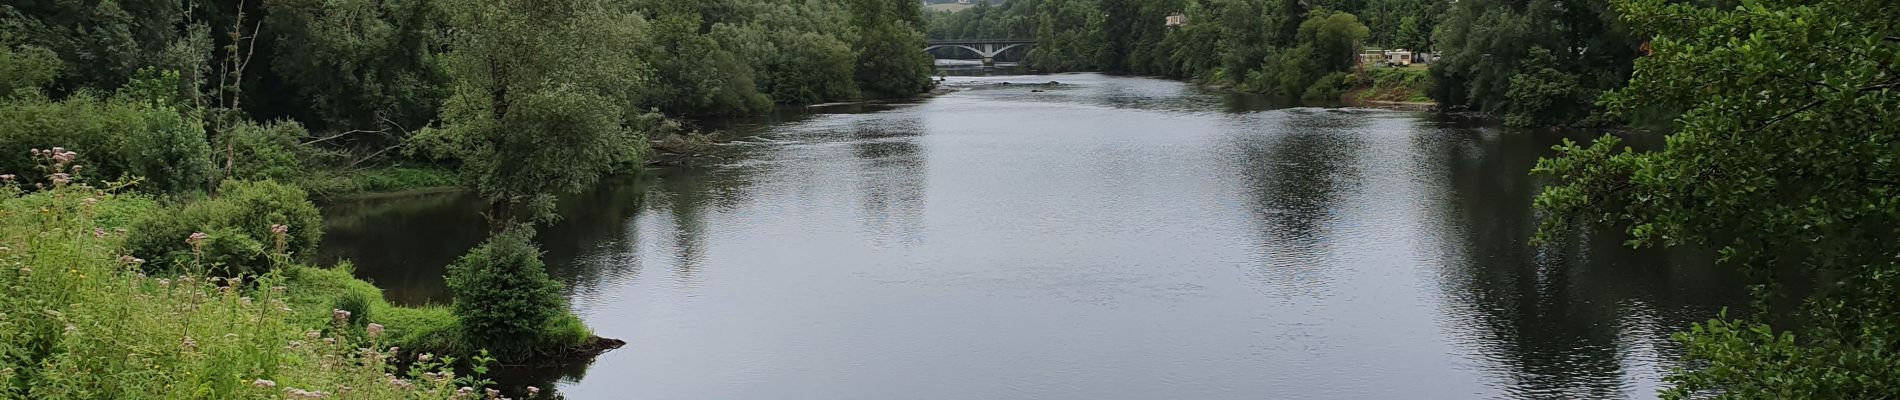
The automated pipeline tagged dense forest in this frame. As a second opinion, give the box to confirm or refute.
[925,0,1639,126]
[0,0,935,397]
[925,0,1445,103]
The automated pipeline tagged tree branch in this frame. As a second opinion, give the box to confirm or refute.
[302,129,386,146]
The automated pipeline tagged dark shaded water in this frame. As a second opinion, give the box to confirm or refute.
[319,73,1750,399]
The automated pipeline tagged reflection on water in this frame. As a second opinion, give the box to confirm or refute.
[319,73,1748,399]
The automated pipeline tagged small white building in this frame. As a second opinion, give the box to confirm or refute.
[1165,13,1188,27]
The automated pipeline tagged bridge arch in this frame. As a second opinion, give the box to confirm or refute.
[923,39,1036,66]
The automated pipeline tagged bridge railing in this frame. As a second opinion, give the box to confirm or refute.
[924,38,1037,45]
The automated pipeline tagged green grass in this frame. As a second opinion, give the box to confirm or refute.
[345,165,461,194]
[0,183,556,399]
[1346,67,1434,103]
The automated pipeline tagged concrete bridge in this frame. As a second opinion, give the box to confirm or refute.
[924,39,1036,66]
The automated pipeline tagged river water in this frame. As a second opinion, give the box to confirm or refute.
[319,73,1751,399]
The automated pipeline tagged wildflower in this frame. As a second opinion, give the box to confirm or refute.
[157,278,170,286]
[93,228,105,238]
[253,379,277,388]
[366,323,384,338]
[186,232,209,246]
[49,173,70,185]
[387,347,399,357]
[307,331,321,340]
[119,255,145,265]
[418,353,433,362]
[486,388,501,399]
[0,174,12,181]
[527,386,541,396]
[271,286,287,294]
[332,309,352,323]
[388,378,414,390]
[286,340,303,350]
[286,388,327,399]
[181,336,197,351]
[271,224,288,235]
[239,296,252,306]
[457,387,474,397]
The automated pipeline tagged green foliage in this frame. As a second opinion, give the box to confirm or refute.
[1346,67,1431,102]
[0,92,212,194]
[421,0,651,222]
[125,180,323,275]
[218,120,319,185]
[1533,0,1900,396]
[347,166,460,193]
[1502,48,1589,127]
[0,0,199,95]
[264,0,450,132]
[1430,0,1638,125]
[0,45,59,98]
[1300,71,1351,101]
[0,186,480,399]
[643,13,772,115]
[444,226,567,355]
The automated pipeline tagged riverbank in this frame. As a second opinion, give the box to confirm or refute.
[0,185,543,398]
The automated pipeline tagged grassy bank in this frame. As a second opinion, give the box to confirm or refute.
[0,182,579,398]
[1343,67,1433,105]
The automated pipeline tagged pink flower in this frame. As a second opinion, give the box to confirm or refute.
[252,379,277,388]
[527,386,541,396]
[0,174,13,181]
[486,388,501,399]
[366,323,384,338]
[271,224,289,235]
[186,232,209,246]
[181,336,197,350]
[332,309,352,323]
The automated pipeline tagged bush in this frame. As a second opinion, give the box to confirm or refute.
[444,226,568,355]
[0,94,213,193]
[1301,71,1353,102]
[219,120,318,185]
[124,180,324,275]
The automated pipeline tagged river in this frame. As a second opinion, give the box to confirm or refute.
[318,72,1751,399]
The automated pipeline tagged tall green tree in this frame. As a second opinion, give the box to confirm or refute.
[847,0,933,98]
[417,0,650,225]
[1534,0,1900,396]
[1430,0,1639,126]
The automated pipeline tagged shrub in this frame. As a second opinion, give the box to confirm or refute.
[445,226,567,355]
[0,94,213,193]
[219,120,318,185]
[124,180,324,275]
[1301,71,1353,102]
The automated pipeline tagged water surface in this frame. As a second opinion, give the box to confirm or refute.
[320,73,1748,399]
